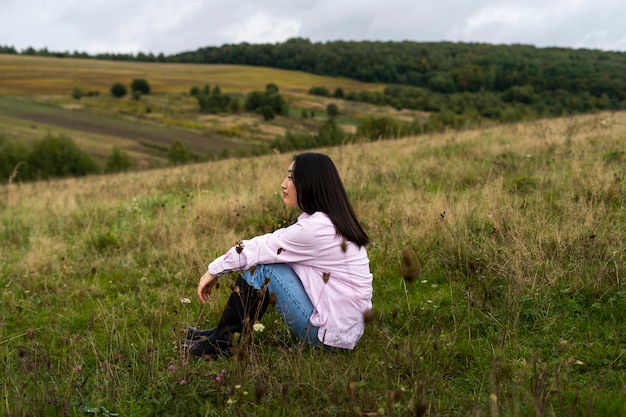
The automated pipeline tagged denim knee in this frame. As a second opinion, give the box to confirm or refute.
[241,264,320,345]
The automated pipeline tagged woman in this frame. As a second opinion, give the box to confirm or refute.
[183,152,373,358]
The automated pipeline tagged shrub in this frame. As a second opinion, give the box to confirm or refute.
[105,147,132,173]
[357,115,405,141]
[0,134,30,181]
[333,88,344,98]
[228,99,241,113]
[130,78,151,94]
[197,90,231,114]
[167,140,195,165]
[189,86,200,96]
[26,133,100,179]
[71,87,83,100]
[326,103,339,117]
[317,117,345,146]
[245,85,288,118]
[308,86,331,96]
[260,105,275,121]
[110,82,127,98]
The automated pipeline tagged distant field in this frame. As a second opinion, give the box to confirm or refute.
[0,97,236,157]
[0,54,425,167]
[0,54,386,95]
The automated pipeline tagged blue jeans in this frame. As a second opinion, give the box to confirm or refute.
[241,264,321,346]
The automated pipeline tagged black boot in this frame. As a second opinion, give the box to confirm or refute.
[183,274,269,359]
[185,326,215,340]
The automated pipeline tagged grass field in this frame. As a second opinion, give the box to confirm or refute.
[1,104,625,416]
[0,54,386,96]
[0,54,425,167]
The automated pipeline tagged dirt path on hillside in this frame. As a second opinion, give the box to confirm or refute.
[0,97,237,153]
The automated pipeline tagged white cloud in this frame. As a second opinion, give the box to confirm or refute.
[220,13,302,44]
[0,0,625,54]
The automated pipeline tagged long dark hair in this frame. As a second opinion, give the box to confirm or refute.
[292,152,369,247]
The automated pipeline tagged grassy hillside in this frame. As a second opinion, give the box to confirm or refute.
[0,54,430,169]
[1,109,624,415]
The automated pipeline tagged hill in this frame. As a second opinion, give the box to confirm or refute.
[5,39,626,142]
[1,54,428,173]
[1,109,625,415]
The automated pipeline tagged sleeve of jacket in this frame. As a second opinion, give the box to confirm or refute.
[208,218,321,276]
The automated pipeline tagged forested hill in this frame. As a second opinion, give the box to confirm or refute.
[3,39,625,122]
[168,38,626,101]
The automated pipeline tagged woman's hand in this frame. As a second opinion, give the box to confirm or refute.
[197,270,218,304]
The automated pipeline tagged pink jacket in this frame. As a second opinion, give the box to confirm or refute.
[208,211,373,350]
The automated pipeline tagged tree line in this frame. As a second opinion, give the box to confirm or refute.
[5,39,625,122]
[169,39,626,101]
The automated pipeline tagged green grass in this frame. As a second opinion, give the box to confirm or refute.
[1,111,625,416]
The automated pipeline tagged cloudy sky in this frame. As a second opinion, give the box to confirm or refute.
[1,0,625,55]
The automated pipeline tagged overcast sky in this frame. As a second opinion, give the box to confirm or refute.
[1,0,625,55]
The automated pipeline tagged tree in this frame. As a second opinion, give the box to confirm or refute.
[326,103,340,117]
[196,84,231,113]
[110,82,127,98]
[260,105,275,121]
[333,88,344,98]
[244,84,288,118]
[130,78,151,94]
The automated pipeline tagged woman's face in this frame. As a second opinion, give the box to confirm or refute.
[281,161,298,208]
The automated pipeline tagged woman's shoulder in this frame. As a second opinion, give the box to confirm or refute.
[298,211,332,225]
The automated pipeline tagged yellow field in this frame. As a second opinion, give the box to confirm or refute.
[0,54,386,95]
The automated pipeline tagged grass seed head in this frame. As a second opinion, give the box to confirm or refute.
[401,248,420,283]
[255,381,266,404]
[363,309,376,324]
[235,241,244,254]
[268,291,278,306]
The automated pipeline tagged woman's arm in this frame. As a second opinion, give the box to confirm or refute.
[208,214,327,277]
[197,269,217,304]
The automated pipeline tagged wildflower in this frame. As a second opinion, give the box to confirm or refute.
[215,368,227,383]
[74,365,82,371]
[252,322,265,333]
[179,379,186,385]
[167,365,176,371]
[179,298,191,304]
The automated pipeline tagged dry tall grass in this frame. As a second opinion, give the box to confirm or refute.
[1,111,625,416]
